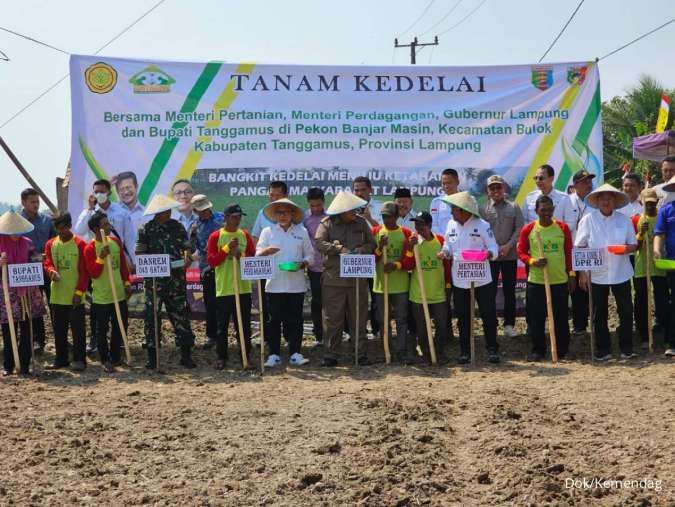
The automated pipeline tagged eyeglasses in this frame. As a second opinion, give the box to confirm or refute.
[533,176,548,181]
[276,210,291,215]
[173,189,193,196]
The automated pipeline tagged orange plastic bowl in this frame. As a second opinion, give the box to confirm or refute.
[607,244,628,255]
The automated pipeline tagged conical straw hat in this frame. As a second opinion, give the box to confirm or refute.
[144,194,180,216]
[0,211,34,235]
[441,191,480,217]
[661,174,675,192]
[587,183,628,209]
[326,191,367,216]
[263,198,304,224]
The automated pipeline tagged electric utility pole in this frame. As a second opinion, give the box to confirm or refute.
[394,36,439,64]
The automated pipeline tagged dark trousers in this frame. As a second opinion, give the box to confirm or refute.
[92,301,128,364]
[308,270,324,342]
[215,294,252,361]
[591,281,633,356]
[201,268,218,340]
[267,292,304,356]
[571,279,589,332]
[368,277,379,334]
[453,284,498,356]
[490,260,517,327]
[52,304,86,365]
[526,282,570,357]
[664,272,675,348]
[2,321,31,373]
[411,301,447,361]
[634,276,668,343]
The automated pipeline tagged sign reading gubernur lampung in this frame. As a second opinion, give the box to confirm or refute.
[69,56,602,226]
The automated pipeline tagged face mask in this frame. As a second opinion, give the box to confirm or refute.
[95,192,108,205]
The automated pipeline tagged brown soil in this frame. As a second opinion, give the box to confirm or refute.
[0,316,673,506]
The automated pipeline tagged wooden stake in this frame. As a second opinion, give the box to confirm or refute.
[382,244,391,364]
[100,231,131,365]
[257,279,265,374]
[355,277,360,366]
[413,242,437,365]
[644,229,654,353]
[535,231,558,363]
[231,255,248,369]
[470,281,476,367]
[588,272,595,362]
[152,278,161,371]
[2,262,21,373]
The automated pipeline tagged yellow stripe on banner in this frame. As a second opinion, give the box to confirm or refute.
[515,63,594,204]
[171,63,256,186]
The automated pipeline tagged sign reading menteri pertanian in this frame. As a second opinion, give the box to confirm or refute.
[340,254,375,278]
[136,254,171,278]
[240,256,275,280]
[8,263,44,288]
[454,260,491,284]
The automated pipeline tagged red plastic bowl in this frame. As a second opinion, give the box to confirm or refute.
[461,249,489,261]
[607,244,628,255]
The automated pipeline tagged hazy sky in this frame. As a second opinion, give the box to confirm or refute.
[1,0,673,207]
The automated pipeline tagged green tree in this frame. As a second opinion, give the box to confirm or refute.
[602,75,674,186]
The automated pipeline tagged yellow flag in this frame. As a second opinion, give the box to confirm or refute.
[656,94,670,133]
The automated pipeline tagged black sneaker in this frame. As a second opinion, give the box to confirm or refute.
[457,354,470,365]
[487,350,500,364]
[320,357,337,367]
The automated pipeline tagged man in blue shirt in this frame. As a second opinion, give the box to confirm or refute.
[20,188,56,351]
[653,165,675,357]
[190,194,224,349]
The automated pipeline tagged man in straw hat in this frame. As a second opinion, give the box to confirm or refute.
[438,191,500,364]
[43,213,89,371]
[190,194,224,350]
[257,198,314,367]
[83,212,132,373]
[575,183,638,361]
[653,173,675,356]
[136,194,196,369]
[315,191,377,366]
[206,203,256,369]
[632,188,668,349]
[0,211,46,375]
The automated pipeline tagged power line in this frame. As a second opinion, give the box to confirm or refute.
[0,0,168,130]
[538,0,585,63]
[396,0,436,38]
[0,25,70,55]
[436,0,488,37]
[598,17,675,61]
[419,0,462,36]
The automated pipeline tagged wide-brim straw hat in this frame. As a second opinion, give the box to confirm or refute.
[190,194,213,212]
[144,194,180,216]
[441,191,480,217]
[661,175,675,192]
[326,191,367,216]
[587,183,629,209]
[0,211,34,235]
[263,198,304,224]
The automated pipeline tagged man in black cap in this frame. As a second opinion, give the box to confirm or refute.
[567,169,595,336]
[394,188,416,229]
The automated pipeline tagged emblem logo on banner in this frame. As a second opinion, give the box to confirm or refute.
[531,66,553,91]
[567,66,587,85]
[84,62,117,94]
[129,65,176,94]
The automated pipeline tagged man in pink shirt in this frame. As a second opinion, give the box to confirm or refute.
[303,187,327,346]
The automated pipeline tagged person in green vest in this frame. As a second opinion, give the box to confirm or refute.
[408,211,451,364]
[372,202,414,362]
[206,203,256,369]
[631,188,668,348]
[83,212,132,373]
[517,195,575,361]
[43,213,89,371]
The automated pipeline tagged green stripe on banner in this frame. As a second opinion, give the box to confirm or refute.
[79,136,118,202]
[138,62,223,205]
[555,83,602,190]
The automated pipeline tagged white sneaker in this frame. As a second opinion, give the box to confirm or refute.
[664,348,675,357]
[264,354,281,367]
[620,352,638,359]
[503,325,516,338]
[289,352,309,366]
[594,353,612,362]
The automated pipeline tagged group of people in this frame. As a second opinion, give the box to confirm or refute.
[2,156,675,375]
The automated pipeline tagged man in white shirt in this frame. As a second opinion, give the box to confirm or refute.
[170,179,199,234]
[618,173,643,218]
[113,171,148,232]
[575,184,638,361]
[430,168,460,236]
[73,178,136,266]
[438,191,500,364]
[256,198,314,367]
[394,187,416,228]
[654,156,675,208]
[251,181,288,242]
[523,164,575,225]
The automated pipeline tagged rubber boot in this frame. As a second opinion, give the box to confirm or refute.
[179,345,196,369]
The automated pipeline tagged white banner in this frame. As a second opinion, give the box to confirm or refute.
[69,56,603,231]
[454,260,491,284]
[8,263,44,287]
[240,256,275,280]
[572,248,605,272]
[340,254,375,278]
[136,254,171,278]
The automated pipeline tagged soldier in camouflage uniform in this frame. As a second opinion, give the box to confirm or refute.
[135,194,196,369]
